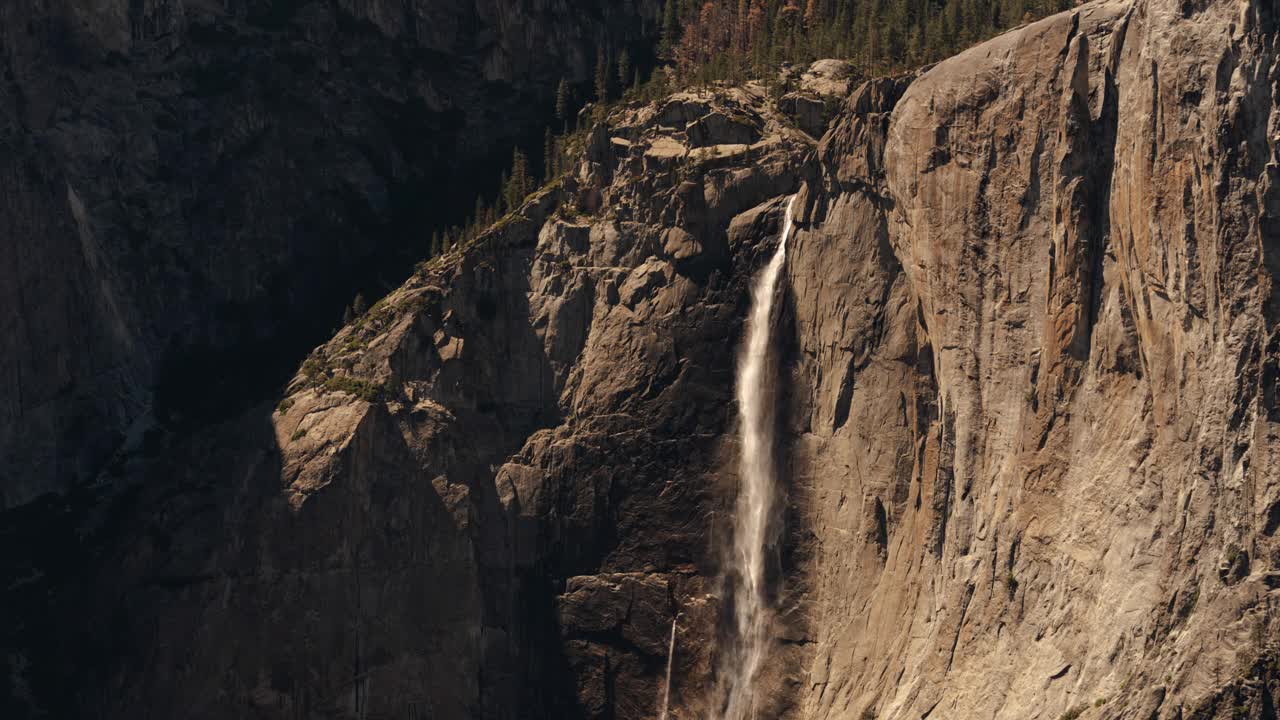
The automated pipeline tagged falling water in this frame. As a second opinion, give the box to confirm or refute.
[717,195,797,720]
[658,616,678,720]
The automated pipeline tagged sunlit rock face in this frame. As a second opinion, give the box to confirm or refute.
[5,0,1280,719]
[793,1,1280,718]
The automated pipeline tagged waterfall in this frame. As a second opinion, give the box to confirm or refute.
[658,615,678,720]
[717,195,796,720]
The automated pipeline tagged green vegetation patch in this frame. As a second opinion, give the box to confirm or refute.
[320,375,388,403]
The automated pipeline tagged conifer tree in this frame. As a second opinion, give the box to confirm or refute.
[660,0,680,58]
[555,78,572,132]
[516,148,530,197]
[474,196,487,235]
[804,0,819,28]
[414,0,1073,277]
[544,127,556,182]
[594,46,611,103]
[504,147,530,210]
[617,49,631,94]
[649,0,1062,88]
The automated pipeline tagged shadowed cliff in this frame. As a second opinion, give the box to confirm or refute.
[0,0,661,508]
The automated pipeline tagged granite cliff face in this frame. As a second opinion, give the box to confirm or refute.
[795,1,1280,717]
[0,0,659,508]
[6,0,1280,718]
[45,86,812,720]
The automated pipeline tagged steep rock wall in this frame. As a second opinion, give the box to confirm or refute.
[9,88,812,720]
[793,0,1280,717]
[0,0,659,507]
[7,0,1280,718]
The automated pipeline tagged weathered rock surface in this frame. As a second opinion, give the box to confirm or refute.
[6,88,809,719]
[0,0,660,508]
[793,1,1280,718]
[6,0,1280,719]
[781,59,858,138]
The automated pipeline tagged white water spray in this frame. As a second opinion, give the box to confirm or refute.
[658,616,678,720]
[716,195,797,720]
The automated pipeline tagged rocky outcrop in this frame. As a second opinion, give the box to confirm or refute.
[0,0,660,508]
[780,59,857,138]
[791,1,1280,718]
[6,0,1280,719]
[7,88,810,720]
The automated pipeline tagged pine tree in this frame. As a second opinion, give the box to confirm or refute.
[747,1,767,55]
[504,147,530,210]
[637,0,1066,91]
[387,1,1069,269]
[352,293,368,316]
[617,49,631,94]
[906,23,923,65]
[515,148,529,198]
[594,46,611,104]
[544,127,556,182]
[474,196,487,234]
[777,0,803,57]
[660,0,680,58]
[555,77,572,132]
